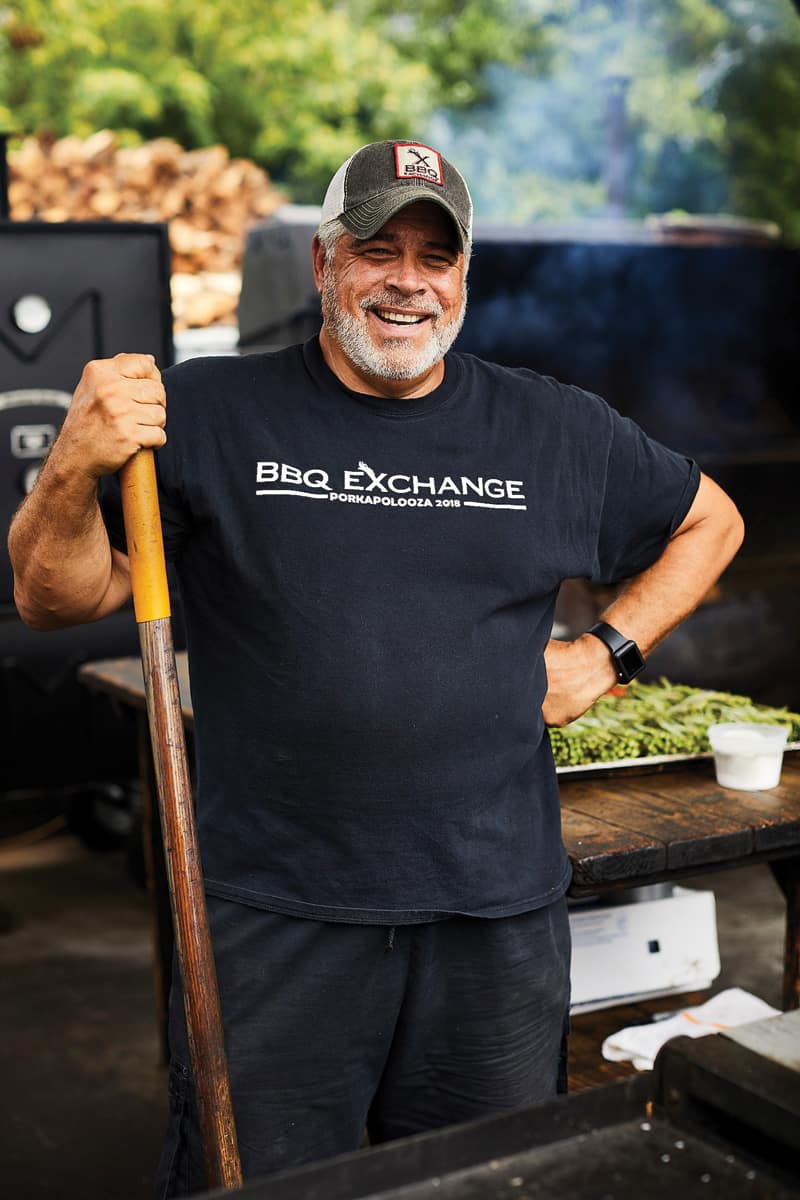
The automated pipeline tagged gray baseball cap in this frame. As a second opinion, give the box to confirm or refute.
[320,140,473,254]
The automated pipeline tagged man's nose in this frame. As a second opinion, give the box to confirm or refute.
[384,253,425,295]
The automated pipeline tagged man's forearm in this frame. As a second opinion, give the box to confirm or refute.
[8,453,128,630]
[9,352,165,630]
[543,472,744,726]
[597,479,745,658]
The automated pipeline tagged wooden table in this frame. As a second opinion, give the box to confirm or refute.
[79,653,800,1072]
[559,764,800,1014]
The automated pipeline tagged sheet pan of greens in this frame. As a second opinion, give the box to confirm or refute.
[551,679,800,775]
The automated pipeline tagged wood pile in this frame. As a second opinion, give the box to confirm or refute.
[7,130,286,330]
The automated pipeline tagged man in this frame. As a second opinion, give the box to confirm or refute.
[9,140,743,1194]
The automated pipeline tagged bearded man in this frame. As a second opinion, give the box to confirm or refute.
[9,140,743,1196]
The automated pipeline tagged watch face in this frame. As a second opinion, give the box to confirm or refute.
[617,641,645,681]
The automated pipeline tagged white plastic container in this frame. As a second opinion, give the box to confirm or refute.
[708,722,789,791]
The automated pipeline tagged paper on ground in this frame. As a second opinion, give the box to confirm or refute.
[601,987,781,1071]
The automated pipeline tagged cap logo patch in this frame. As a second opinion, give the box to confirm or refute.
[394,143,444,186]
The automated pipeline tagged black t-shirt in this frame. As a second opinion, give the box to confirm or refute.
[101,338,699,922]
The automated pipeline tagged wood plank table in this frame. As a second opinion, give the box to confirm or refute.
[559,765,800,1013]
[79,653,800,1082]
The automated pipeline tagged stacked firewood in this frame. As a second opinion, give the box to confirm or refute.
[7,130,285,330]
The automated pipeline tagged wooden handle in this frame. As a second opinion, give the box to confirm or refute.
[139,620,242,1189]
[121,449,243,1190]
[120,450,171,622]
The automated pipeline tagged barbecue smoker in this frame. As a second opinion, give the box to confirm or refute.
[239,210,800,710]
[0,190,175,839]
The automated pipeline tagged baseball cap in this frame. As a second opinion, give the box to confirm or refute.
[320,140,473,255]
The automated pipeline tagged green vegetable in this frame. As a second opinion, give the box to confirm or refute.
[549,679,800,767]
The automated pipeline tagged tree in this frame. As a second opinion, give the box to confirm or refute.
[0,0,542,200]
[716,37,800,243]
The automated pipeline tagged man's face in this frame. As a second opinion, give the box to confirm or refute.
[314,202,467,395]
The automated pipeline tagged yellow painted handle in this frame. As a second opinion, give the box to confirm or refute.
[120,449,171,623]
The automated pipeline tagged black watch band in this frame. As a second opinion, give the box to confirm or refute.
[587,621,645,684]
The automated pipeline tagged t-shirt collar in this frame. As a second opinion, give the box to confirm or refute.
[303,336,461,418]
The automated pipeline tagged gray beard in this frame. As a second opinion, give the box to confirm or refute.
[321,272,467,382]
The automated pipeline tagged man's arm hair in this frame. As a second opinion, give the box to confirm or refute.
[599,471,745,657]
[8,450,132,630]
[543,472,744,727]
[8,352,166,630]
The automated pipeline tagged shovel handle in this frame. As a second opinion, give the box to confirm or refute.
[120,450,171,622]
[120,448,243,1190]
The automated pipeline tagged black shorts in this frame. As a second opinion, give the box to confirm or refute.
[156,896,571,1197]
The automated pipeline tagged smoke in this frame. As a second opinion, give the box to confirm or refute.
[454,236,800,455]
[425,2,800,228]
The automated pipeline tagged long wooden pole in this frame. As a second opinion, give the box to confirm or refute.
[120,449,242,1191]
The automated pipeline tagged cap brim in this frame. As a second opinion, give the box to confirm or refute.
[340,185,470,254]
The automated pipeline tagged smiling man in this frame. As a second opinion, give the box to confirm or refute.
[315,206,467,388]
[8,139,743,1195]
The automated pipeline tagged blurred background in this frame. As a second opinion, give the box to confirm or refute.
[1,3,800,1196]
[3,0,800,229]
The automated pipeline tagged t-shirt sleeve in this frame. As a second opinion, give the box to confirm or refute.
[591,406,700,584]
[98,465,189,562]
[97,470,127,554]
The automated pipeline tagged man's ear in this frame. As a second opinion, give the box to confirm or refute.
[311,234,327,294]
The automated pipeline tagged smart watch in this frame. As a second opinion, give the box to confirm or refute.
[587,621,645,684]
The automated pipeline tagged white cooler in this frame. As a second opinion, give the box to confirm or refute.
[569,885,721,1014]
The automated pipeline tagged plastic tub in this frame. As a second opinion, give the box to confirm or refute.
[707,722,789,791]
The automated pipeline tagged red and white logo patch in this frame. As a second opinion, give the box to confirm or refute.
[394,143,444,186]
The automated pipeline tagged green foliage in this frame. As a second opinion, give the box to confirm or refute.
[347,0,546,107]
[72,67,162,132]
[717,40,800,244]
[0,0,539,201]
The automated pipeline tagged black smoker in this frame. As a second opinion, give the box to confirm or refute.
[239,210,800,710]
[0,175,175,837]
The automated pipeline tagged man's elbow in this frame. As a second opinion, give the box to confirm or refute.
[13,582,80,631]
[11,562,111,630]
[6,531,49,628]
[720,496,745,566]
[8,547,53,629]
[683,473,745,573]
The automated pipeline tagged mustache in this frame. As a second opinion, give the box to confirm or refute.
[358,291,444,319]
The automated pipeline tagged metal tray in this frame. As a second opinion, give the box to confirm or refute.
[555,743,800,779]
